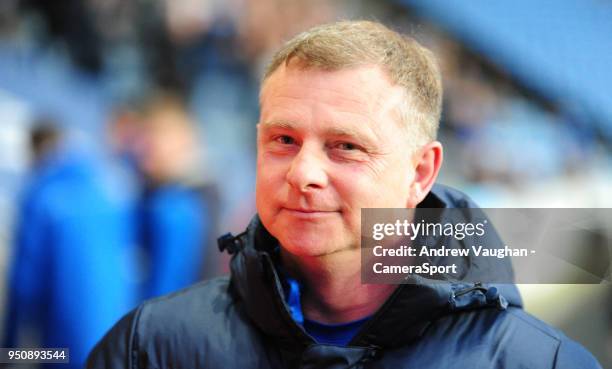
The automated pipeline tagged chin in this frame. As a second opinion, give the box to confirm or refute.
[278,235,321,255]
[264,213,354,256]
[279,230,358,258]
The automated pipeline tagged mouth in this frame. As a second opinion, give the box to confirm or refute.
[282,207,339,218]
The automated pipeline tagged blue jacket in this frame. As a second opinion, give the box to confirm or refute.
[139,183,209,299]
[87,185,601,368]
[4,151,138,369]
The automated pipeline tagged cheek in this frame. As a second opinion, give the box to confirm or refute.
[255,159,285,214]
[333,166,376,204]
[256,157,283,189]
[255,173,274,205]
[336,161,414,208]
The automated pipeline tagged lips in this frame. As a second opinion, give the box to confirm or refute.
[283,205,338,212]
[282,207,339,217]
[286,208,332,213]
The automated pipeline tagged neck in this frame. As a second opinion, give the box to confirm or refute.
[281,248,396,324]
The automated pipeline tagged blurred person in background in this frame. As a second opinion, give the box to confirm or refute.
[134,92,212,298]
[2,118,138,369]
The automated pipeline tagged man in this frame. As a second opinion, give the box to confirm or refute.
[87,21,601,368]
[135,93,211,298]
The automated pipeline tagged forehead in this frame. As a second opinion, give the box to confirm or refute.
[259,63,406,126]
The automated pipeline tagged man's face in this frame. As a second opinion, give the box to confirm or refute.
[256,62,418,258]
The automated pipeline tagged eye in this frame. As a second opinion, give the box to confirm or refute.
[328,141,368,162]
[336,142,359,151]
[275,135,296,145]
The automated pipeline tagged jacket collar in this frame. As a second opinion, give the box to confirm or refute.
[227,185,523,348]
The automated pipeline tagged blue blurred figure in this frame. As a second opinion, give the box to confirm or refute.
[139,183,208,298]
[135,93,211,299]
[3,120,138,368]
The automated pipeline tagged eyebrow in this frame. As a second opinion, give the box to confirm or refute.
[259,120,295,131]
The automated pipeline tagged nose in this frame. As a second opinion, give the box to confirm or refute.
[286,143,329,192]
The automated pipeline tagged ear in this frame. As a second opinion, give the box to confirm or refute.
[407,141,443,207]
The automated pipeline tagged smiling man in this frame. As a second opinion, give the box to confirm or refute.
[254,51,442,325]
[87,21,600,368]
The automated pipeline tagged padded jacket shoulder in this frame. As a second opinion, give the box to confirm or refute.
[88,278,601,369]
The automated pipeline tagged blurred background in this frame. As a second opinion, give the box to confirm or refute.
[0,0,610,368]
